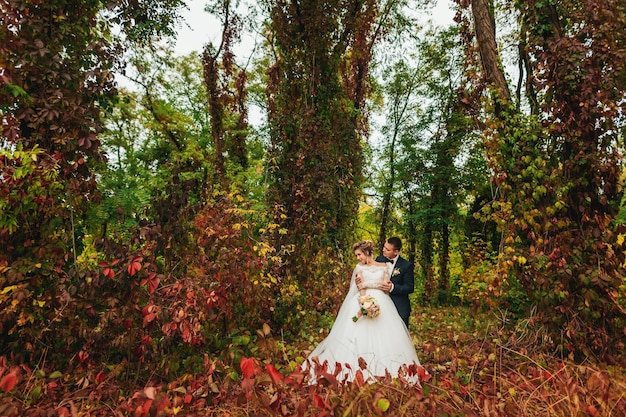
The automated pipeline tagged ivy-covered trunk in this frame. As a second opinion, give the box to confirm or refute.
[465,0,626,359]
[264,0,378,280]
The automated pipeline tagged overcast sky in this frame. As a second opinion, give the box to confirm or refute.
[173,0,457,57]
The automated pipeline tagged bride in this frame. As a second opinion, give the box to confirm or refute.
[304,240,424,384]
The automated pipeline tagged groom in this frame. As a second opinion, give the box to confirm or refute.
[376,237,414,327]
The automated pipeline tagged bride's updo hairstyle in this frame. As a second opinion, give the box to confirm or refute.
[353,240,374,256]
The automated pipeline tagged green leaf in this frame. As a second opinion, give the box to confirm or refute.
[376,398,390,412]
[48,371,63,379]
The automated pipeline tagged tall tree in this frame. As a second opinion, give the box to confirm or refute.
[202,0,250,188]
[377,59,421,254]
[464,0,626,359]
[264,0,383,279]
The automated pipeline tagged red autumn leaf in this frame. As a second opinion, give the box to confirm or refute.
[110,259,120,266]
[313,394,326,409]
[77,350,89,363]
[354,369,365,387]
[416,365,431,382]
[58,407,70,417]
[103,267,115,279]
[240,357,256,378]
[318,372,338,385]
[141,273,160,294]
[135,399,153,417]
[266,364,283,384]
[95,370,107,384]
[184,394,192,404]
[128,260,142,276]
[181,323,190,342]
[0,372,17,392]
[143,312,156,328]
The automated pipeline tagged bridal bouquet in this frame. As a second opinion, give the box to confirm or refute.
[352,294,380,322]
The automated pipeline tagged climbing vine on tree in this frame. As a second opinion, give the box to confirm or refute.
[263,0,382,281]
[460,0,626,359]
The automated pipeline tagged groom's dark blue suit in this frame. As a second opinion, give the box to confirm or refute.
[376,255,414,327]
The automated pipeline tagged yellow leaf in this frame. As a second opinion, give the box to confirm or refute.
[1,285,17,295]
[509,387,516,397]
[32,299,45,307]
[617,234,624,246]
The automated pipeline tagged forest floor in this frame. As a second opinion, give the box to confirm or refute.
[402,305,626,416]
[200,305,626,416]
[2,306,625,416]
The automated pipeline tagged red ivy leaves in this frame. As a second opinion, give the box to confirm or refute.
[313,393,328,409]
[98,259,120,279]
[266,364,283,385]
[128,256,143,277]
[240,357,257,379]
[415,364,431,383]
[95,370,107,384]
[140,272,160,294]
[354,370,365,387]
[141,305,160,328]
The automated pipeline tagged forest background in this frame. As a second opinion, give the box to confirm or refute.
[1,0,626,415]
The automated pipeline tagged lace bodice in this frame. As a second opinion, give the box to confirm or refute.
[355,264,388,286]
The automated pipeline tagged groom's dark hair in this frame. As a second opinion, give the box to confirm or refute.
[387,237,402,250]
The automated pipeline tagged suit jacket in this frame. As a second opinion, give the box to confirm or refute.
[376,255,414,321]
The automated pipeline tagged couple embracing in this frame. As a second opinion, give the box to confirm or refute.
[305,237,425,385]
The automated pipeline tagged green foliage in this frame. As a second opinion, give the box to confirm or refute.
[373,25,490,304]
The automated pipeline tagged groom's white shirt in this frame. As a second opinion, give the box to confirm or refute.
[387,255,399,292]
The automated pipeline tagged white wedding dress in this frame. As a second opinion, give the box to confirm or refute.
[304,264,422,384]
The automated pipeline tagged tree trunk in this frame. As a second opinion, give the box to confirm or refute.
[421,216,434,301]
[471,0,510,104]
[438,220,450,303]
